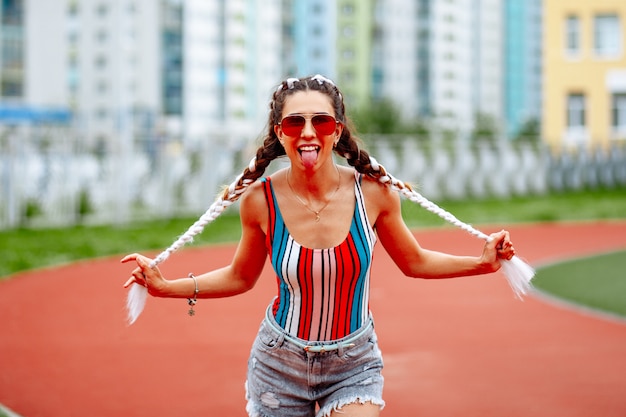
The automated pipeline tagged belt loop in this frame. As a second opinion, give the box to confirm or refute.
[276,331,285,347]
[337,343,345,356]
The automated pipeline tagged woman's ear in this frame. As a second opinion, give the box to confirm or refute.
[335,122,343,136]
[273,125,284,144]
[335,123,344,140]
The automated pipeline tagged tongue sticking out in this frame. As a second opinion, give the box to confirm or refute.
[300,149,318,169]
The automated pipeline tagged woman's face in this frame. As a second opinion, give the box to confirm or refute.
[274,90,343,171]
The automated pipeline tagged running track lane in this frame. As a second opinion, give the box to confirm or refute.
[0,222,625,417]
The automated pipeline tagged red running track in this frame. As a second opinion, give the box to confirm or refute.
[1,222,625,417]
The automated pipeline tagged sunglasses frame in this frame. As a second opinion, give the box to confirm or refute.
[278,113,339,137]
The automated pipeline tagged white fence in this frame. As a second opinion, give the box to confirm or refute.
[1,128,625,230]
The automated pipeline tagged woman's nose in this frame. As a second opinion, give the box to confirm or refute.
[301,119,316,137]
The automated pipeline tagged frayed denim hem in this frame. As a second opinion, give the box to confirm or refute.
[245,380,262,417]
[317,396,385,417]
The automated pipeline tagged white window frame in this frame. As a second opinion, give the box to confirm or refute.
[565,15,581,57]
[612,93,626,138]
[564,93,589,144]
[567,93,585,128]
[594,14,622,58]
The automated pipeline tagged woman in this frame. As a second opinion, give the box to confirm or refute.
[122,74,516,417]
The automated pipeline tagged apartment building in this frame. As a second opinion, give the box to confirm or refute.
[372,0,419,118]
[543,0,626,148]
[472,0,504,129]
[0,0,25,101]
[335,0,375,110]
[504,0,542,139]
[374,0,504,135]
[2,0,283,147]
[3,0,525,143]
[1,0,71,125]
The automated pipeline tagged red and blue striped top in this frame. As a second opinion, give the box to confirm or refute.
[261,172,376,341]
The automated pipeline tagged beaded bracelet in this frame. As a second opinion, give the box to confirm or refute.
[187,273,199,316]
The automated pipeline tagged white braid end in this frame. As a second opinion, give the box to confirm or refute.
[126,283,148,325]
[500,256,535,299]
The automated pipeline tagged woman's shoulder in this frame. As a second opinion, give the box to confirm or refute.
[237,177,271,229]
[240,175,271,209]
[359,172,395,195]
[357,170,401,222]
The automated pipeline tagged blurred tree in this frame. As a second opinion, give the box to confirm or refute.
[513,117,541,142]
[351,99,429,136]
[471,112,500,143]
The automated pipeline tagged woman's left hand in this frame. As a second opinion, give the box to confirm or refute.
[481,230,516,272]
[121,253,167,296]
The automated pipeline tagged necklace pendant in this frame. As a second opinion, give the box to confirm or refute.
[315,214,321,222]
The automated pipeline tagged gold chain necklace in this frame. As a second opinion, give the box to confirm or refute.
[286,166,341,222]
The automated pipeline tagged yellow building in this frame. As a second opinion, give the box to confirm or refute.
[543,0,626,149]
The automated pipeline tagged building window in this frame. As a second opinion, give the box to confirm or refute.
[96,29,108,43]
[567,93,586,128]
[612,93,626,135]
[341,70,354,83]
[1,79,22,97]
[565,15,580,55]
[96,80,108,94]
[94,55,107,69]
[342,48,355,60]
[96,3,108,16]
[594,14,621,57]
[68,0,79,15]
[95,108,108,120]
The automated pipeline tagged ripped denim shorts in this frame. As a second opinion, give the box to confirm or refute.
[245,307,385,417]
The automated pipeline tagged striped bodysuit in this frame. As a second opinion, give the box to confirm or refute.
[261,172,377,342]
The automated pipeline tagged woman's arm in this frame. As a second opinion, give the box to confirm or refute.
[121,181,269,298]
[365,180,514,279]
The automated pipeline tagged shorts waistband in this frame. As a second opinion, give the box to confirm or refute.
[264,305,373,353]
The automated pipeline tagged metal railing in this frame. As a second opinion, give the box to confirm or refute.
[1,127,625,229]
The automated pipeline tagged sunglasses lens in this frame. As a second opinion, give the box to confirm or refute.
[281,116,305,136]
[312,115,337,135]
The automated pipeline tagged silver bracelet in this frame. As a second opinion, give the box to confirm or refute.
[187,273,199,316]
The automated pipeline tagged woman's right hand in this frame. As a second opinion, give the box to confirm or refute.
[121,253,167,296]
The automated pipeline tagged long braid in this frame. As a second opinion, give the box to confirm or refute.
[149,138,283,268]
[127,131,284,323]
[359,154,534,298]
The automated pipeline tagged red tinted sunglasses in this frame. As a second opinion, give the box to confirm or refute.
[279,113,338,137]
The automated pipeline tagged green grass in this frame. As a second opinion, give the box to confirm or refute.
[0,215,242,278]
[1,187,625,281]
[400,187,626,228]
[533,250,626,318]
